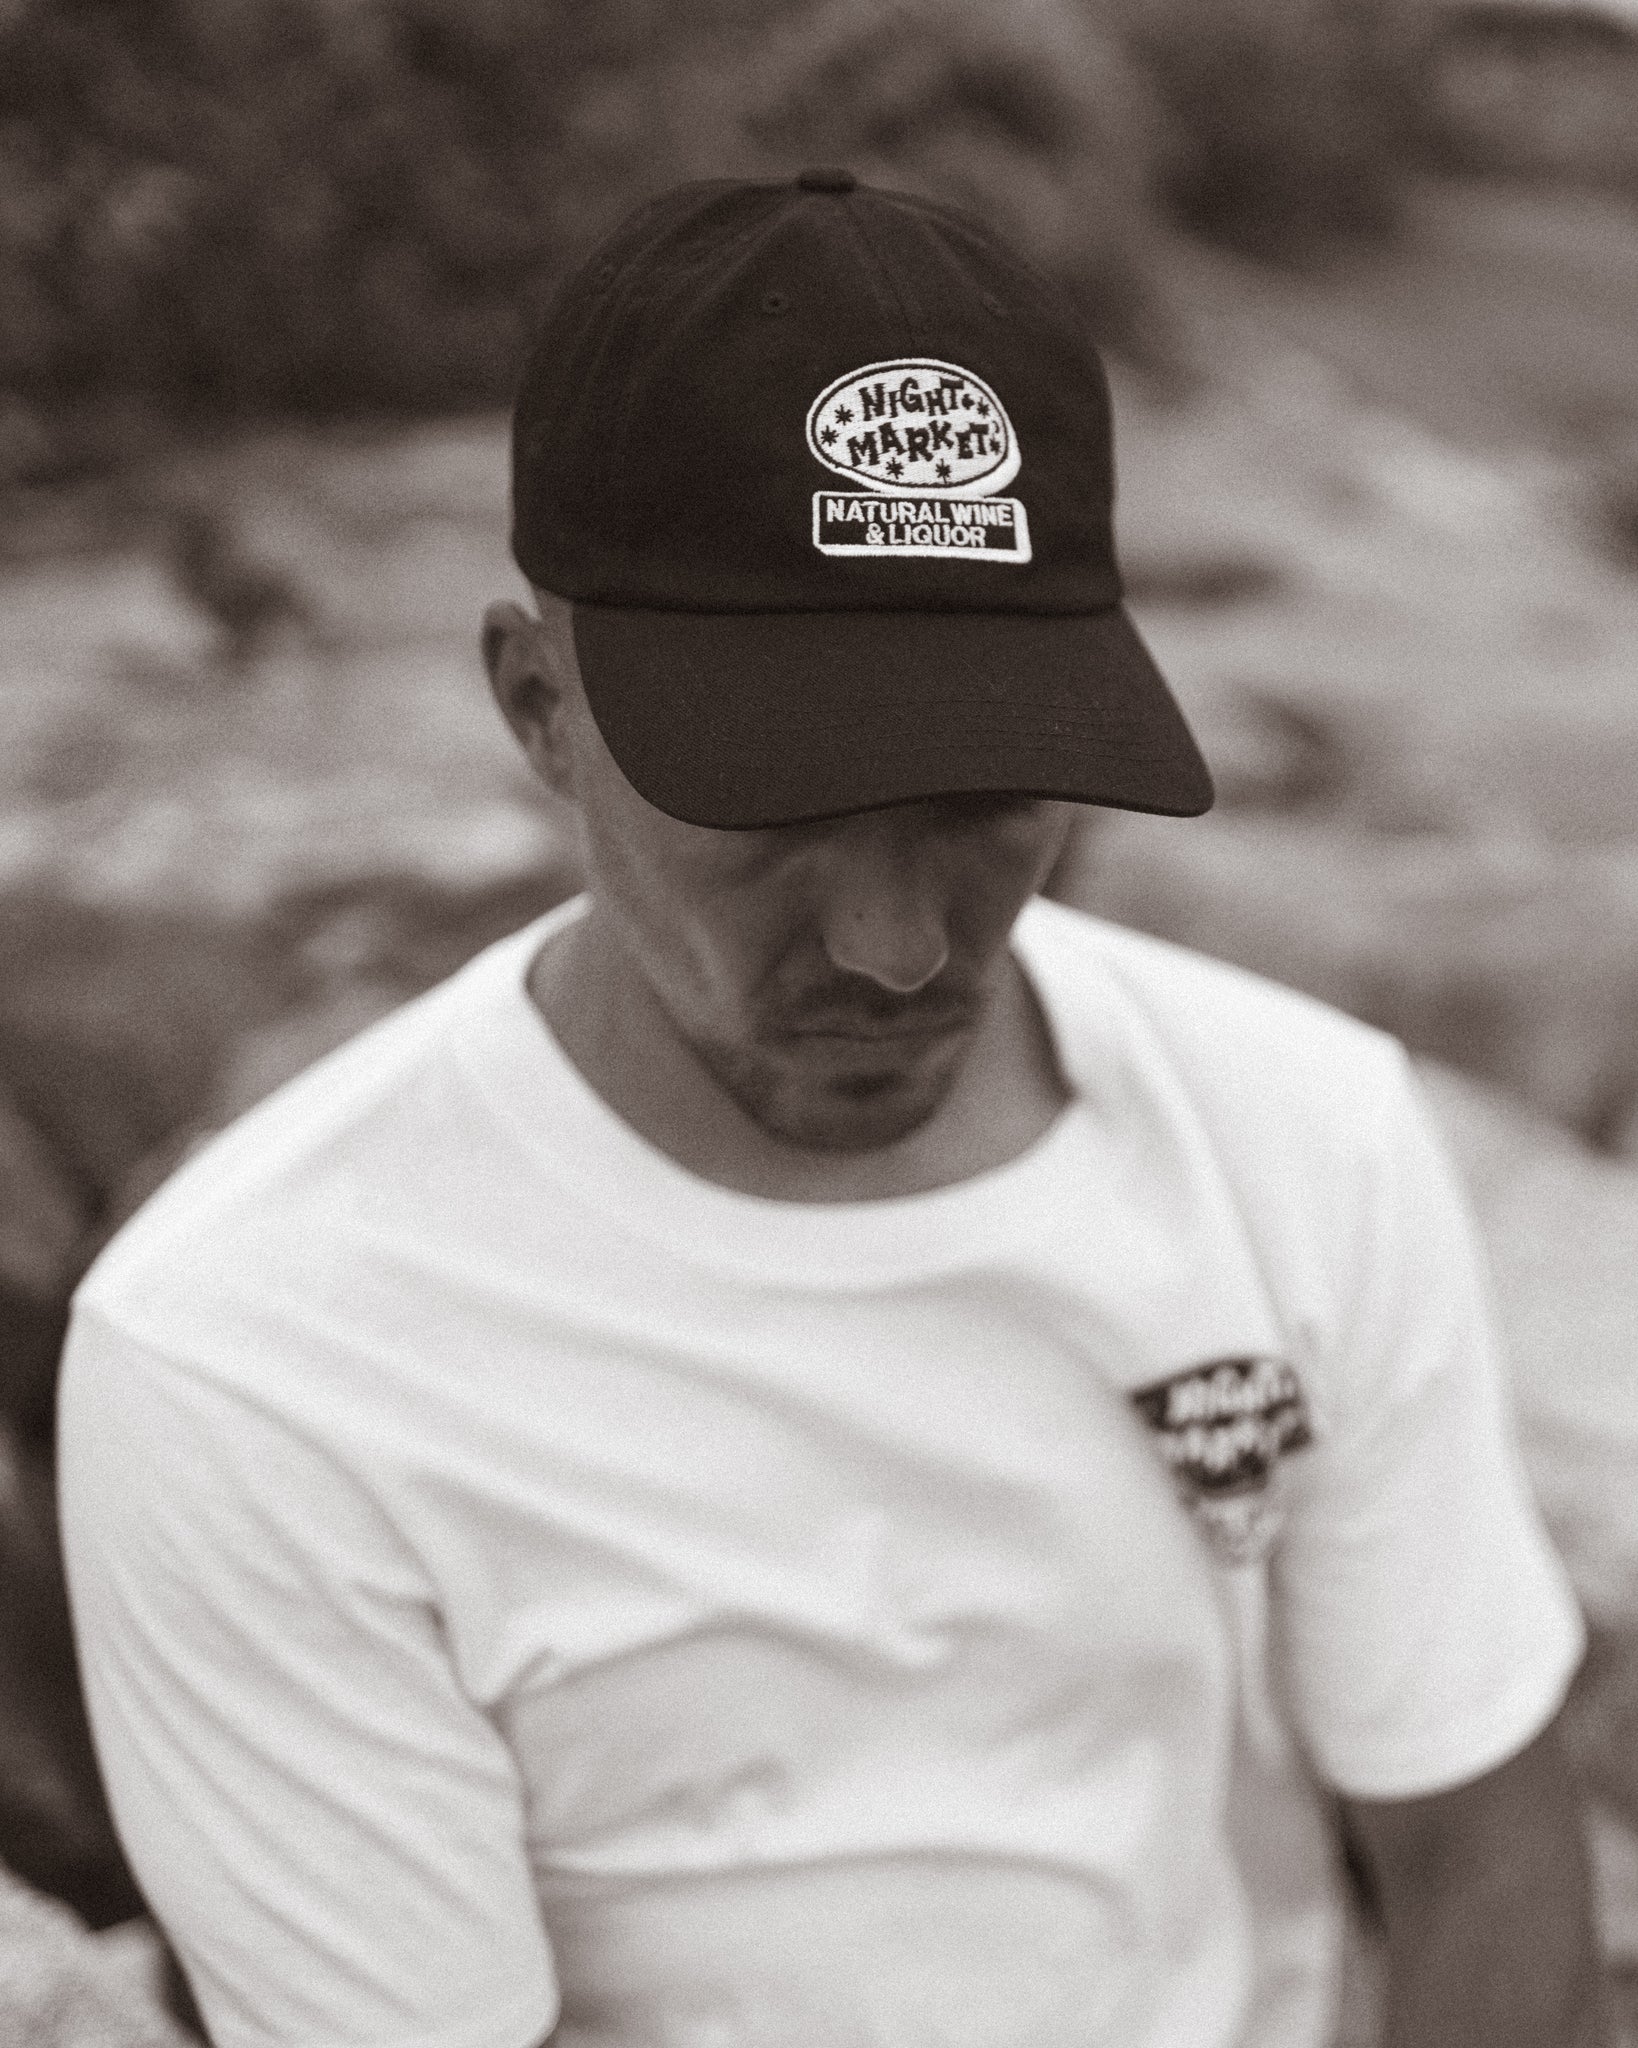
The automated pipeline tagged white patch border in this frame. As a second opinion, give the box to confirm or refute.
[810,491,1032,562]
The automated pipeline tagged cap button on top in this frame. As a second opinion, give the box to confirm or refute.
[796,166,857,194]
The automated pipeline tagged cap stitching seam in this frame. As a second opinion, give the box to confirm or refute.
[834,202,919,355]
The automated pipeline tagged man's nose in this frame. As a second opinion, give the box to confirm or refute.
[817,832,951,994]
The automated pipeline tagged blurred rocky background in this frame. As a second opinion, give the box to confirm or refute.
[3,0,1638,2039]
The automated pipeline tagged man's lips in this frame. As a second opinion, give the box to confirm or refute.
[776,1008,975,1047]
[787,1022,963,1041]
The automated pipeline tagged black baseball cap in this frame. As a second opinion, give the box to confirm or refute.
[510,168,1213,829]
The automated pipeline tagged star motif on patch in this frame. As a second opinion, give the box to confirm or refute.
[974,399,990,417]
[935,459,952,481]
[886,457,904,479]
[819,426,837,446]
[834,404,853,424]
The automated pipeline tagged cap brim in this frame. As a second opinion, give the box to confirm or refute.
[571,604,1214,830]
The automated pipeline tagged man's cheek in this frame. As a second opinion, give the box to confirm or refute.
[956,858,1055,957]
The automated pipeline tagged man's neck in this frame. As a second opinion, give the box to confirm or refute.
[525,909,1070,1204]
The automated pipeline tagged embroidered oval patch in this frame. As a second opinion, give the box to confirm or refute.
[805,358,1020,497]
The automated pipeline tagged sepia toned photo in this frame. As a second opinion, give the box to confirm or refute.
[3,3,1637,2044]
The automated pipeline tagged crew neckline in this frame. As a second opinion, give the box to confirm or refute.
[449,897,1114,1285]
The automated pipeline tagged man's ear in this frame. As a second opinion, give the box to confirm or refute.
[481,598,577,800]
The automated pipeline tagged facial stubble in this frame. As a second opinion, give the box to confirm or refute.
[682,971,986,1154]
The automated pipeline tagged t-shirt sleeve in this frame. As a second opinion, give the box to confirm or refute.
[56,1305,558,2048]
[1270,1048,1586,1801]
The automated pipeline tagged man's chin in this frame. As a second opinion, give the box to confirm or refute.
[718,1046,963,1155]
[757,1087,947,1154]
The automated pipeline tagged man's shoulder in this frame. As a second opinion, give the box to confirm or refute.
[76,917,543,1336]
[1019,895,1399,1074]
[1018,898,1428,1354]
[1017,895,1410,1172]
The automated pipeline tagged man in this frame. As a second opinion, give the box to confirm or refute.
[59,171,1600,2048]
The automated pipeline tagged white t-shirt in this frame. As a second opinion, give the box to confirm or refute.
[59,896,1583,2048]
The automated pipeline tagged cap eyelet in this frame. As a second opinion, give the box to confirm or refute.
[980,291,1008,319]
[760,290,792,316]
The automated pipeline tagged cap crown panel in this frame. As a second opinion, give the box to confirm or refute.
[513,179,1122,615]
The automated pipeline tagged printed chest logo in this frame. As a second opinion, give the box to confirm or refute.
[1129,1355,1314,1569]
[805,357,1031,564]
